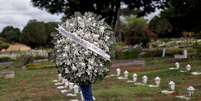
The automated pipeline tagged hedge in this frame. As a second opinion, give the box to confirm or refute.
[26,62,56,70]
[115,48,142,59]
[0,57,14,62]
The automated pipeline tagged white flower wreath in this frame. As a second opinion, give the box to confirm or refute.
[53,12,115,85]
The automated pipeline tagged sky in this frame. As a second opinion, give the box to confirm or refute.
[0,0,160,32]
[0,0,62,32]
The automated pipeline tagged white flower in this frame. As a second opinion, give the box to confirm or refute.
[72,65,77,71]
[99,26,105,33]
[80,62,86,67]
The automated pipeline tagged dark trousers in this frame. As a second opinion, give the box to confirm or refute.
[79,84,94,101]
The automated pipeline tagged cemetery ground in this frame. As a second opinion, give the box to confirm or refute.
[0,58,201,101]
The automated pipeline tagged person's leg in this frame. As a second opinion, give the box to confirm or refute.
[80,84,94,101]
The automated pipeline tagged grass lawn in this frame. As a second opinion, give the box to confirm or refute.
[0,57,201,101]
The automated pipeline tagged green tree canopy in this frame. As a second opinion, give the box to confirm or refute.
[20,20,57,47]
[0,26,21,42]
[159,0,201,35]
[149,16,172,37]
[45,22,58,47]
[123,16,149,47]
[31,0,166,27]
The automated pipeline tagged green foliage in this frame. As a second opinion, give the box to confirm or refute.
[20,20,57,47]
[0,57,14,62]
[115,48,141,59]
[123,16,150,47]
[149,16,172,37]
[143,48,162,57]
[115,42,127,49]
[31,0,166,27]
[45,22,58,47]
[159,0,201,36]
[20,20,47,47]
[0,43,9,49]
[194,42,201,59]
[0,26,21,42]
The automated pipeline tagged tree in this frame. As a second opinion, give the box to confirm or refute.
[31,0,166,28]
[45,22,58,47]
[20,20,47,47]
[123,16,150,47]
[159,0,201,36]
[149,16,173,37]
[0,26,21,42]
[20,20,58,48]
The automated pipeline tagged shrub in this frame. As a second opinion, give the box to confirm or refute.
[26,62,56,70]
[0,26,21,42]
[194,42,201,59]
[0,57,14,62]
[143,48,162,57]
[115,48,142,59]
[34,55,47,60]
[165,48,183,56]
[123,16,150,47]
[0,43,9,49]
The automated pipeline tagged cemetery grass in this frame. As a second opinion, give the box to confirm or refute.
[0,58,201,101]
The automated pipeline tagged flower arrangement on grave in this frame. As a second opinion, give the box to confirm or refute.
[52,12,115,85]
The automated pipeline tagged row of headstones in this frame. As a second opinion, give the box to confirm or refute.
[52,74,84,101]
[170,62,201,75]
[162,48,188,59]
[113,68,196,100]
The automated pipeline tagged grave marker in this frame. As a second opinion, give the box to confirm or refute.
[162,48,166,57]
[124,70,129,79]
[142,75,148,84]
[155,76,161,87]
[187,86,195,97]
[186,64,192,71]
[116,68,121,76]
[169,81,175,91]
[132,73,137,82]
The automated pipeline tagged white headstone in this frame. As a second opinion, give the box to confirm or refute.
[162,48,166,57]
[155,76,161,87]
[58,74,62,82]
[187,86,195,97]
[116,68,121,76]
[186,64,192,71]
[184,49,188,59]
[124,70,129,79]
[132,73,137,82]
[169,81,175,91]
[175,62,180,69]
[142,75,148,84]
